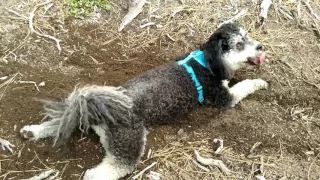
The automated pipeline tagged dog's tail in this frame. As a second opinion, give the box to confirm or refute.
[38,85,133,147]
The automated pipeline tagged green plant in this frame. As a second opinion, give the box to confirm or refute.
[68,0,110,18]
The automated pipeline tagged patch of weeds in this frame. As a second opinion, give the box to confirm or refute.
[68,0,111,18]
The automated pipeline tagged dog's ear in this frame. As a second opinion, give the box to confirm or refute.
[202,38,233,80]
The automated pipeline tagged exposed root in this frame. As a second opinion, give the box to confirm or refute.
[194,150,232,175]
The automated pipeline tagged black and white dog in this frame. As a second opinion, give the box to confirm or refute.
[20,23,268,180]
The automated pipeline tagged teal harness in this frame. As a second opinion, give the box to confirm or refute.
[177,50,208,103]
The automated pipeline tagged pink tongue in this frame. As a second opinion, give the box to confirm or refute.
[254,52,267,65]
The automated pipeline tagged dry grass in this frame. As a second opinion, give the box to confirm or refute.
[127,139,285,180]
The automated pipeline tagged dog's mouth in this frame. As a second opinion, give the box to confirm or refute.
[247,52,267,65]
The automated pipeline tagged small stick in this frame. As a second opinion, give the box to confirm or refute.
[259,0,272,24]
[297,0,302,19]
[119,0,147,31]
[218,9,248,27]
[24,169,59,180]
[6,9,28,19]
[166,34,176,42]
[140,22,156,28]
[29,1,61,54]
[303,0,320,21]
[191,159,210,172]
[18,80,40,92]
[194,150,232,175]
[7,1,61,54]
[228,0,239,15]
[308,154,319,180]
[0,138,15,153]
[278,7,294,20]
[250,142,262,153]
[132,162,157,179]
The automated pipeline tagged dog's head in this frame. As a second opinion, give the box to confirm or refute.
[201,23,266,79]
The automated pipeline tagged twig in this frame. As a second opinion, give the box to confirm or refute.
[166,34,176,42]
[6,9,28,19]
[302,79,320,90]
[140,22,156,28]
[34,151,49,169]
[0,31,30,62]
[218,9,248,27]
[228,0,239,14]
[278,59,296,71]
[308,153,319,180]
[7,1,61,54]
[0,72,19,100]
[0,169,48,178]
[24,169,59,180]
[259,0,272,24]
[0,138,15,153]
[59,162,69,178]
[18,80,40,92]
[194,150,232,175]
[297,0,302,19]
[119,0,147,31]
[278,6,294,20]
[191,159,210,172]
[303,0,320,21]
[29,1,61,54]
[89,56,104,65]
[250,142,262,153]
[132,162,157,179]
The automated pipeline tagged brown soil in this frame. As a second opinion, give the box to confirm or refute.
[1,0,320,180]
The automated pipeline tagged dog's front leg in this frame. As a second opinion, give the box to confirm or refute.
[223,79,268,107]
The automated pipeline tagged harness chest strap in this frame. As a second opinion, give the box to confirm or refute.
[177,50,208,103]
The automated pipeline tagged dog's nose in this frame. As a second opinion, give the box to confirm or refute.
[256,43,263,50]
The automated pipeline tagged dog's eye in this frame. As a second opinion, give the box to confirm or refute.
[236,42,244,50]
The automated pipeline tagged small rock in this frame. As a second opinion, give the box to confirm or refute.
[38,81,45,86]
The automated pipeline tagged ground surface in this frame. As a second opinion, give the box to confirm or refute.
[0,0,320,179]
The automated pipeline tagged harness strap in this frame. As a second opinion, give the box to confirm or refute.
[177,50,207,103]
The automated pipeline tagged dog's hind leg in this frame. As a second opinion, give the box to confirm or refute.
[224,79,268,107]
[83,123,147,180]
[20,118,60,141]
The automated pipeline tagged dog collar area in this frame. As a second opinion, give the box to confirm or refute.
[177,50,207,103]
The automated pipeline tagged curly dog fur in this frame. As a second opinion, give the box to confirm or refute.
[20,23,268,180]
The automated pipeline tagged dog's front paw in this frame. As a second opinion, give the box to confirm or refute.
[252,79,268,90]
[83,167,116,180]
[20,125,41,141]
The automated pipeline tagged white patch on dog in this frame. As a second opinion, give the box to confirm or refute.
[91,124,109,150]
[239,27,246,37]
[227,79,268,107]
[83,155,135,180]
